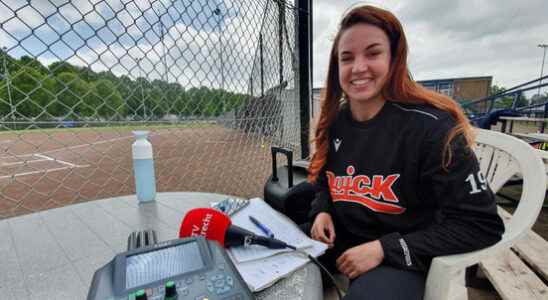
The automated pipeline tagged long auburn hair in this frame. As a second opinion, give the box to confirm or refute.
[308,5,475,183]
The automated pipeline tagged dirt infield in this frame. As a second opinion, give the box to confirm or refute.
[0,125,280,219]
[2,123,548,244]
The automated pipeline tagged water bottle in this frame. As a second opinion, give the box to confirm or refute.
[132,131,156,203]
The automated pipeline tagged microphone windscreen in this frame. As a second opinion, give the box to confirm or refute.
[179,208,231,246]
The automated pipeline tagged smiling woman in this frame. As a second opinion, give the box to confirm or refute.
[337,23,391,121]
[305,5,505,300]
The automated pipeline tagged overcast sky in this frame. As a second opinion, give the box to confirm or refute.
[1,0,546,96]
[312,0,548,91]
[0,0,267,92]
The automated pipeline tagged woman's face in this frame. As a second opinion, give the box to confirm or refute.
[338,23,391,104]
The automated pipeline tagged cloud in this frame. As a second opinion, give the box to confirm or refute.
[312,0,548,90]
[36,0,270,93]
[312,0,401,87]
[397,0,546,42]
[0,30,17,50]
[9,0,544,97]
[0,0,261,91]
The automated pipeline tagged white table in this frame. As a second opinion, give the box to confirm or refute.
[499,116,548,133]
[502,133,548,187]
[513,132,548,143]
[0,192,322,299]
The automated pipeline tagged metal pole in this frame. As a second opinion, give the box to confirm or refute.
[161,22,167,83]
[538,44,548,97]
[3,47,14,128]
[260,33,264,97]
[138,58,145,121]
[297,0,311,159]
[278,0,284,86]
[213,8,224,114]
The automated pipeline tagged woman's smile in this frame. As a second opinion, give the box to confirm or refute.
[338,23,391,107]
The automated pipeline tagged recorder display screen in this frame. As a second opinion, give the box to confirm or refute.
[125,241,204,289]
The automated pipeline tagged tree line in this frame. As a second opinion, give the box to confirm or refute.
[0,51,248,122]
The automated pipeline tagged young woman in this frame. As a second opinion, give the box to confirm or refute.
[308,5,504,299]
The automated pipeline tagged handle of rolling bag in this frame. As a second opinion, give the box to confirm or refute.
[271,146,293,188]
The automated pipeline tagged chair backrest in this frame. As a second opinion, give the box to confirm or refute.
[424,129,546,300]
[474,129,546,244]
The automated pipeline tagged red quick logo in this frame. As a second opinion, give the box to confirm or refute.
[327,165,405,214]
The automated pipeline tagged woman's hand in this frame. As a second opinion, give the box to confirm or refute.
[336,240,384,279]
[310,212,336,248]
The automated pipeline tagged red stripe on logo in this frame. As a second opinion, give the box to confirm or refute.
[332,194,406,214]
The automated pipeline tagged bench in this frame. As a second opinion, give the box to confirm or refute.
[475,134,548,300]
[478,208,548,299]
[499,116,548,134]
[512,132,548,143]
[496,148,548,206]
[512,133,548,152]
[533,149,548,187]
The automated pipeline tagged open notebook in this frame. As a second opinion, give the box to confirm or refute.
[227,198,327,292]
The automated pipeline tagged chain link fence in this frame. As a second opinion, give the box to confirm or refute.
[0,0,305,219]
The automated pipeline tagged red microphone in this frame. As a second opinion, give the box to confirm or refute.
[179,208,231,246]
[179,208,290,249]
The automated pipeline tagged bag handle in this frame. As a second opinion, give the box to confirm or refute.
[271,146,294,188]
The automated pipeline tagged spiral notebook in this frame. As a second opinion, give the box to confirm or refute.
[227,198,327,291]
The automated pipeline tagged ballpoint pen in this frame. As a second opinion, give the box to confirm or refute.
[249,215,275,238]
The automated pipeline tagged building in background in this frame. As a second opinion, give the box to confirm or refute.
[417,76,492,104]
[312,76,492,118]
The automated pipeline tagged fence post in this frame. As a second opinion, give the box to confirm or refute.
[2,47,14,130]
[542,102,548,133]
[487,97,494,114]
[297,0,311,159]
[260,33,264,97]
[278,0,285,86]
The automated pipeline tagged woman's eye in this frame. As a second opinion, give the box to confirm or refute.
[340,56,352,62]
[368,52,380,57]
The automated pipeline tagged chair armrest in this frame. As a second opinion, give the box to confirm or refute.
[429,230,527,272]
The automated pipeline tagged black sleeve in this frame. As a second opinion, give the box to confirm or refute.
[308,164,333,220]
[379,117,505,271]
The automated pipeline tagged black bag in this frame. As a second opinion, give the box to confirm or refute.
[263,147,317,225]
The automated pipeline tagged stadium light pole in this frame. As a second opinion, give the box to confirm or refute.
[160,22,167,83]
[214,7,224,113]
[2,47,14,128]
[538,44,548,97]
[138,57,146,121]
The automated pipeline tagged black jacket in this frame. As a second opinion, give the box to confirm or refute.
[310,101,505,271]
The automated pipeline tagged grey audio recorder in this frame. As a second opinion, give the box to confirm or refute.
[87,236,253,300]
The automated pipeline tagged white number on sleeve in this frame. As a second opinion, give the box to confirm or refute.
[465,171,487,194]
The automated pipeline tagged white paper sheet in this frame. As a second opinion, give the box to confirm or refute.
[233,238,326,291]
[227,198,328,291]
[229,198,313,262]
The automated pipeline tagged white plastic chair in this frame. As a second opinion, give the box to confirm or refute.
[424,129,547,300]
